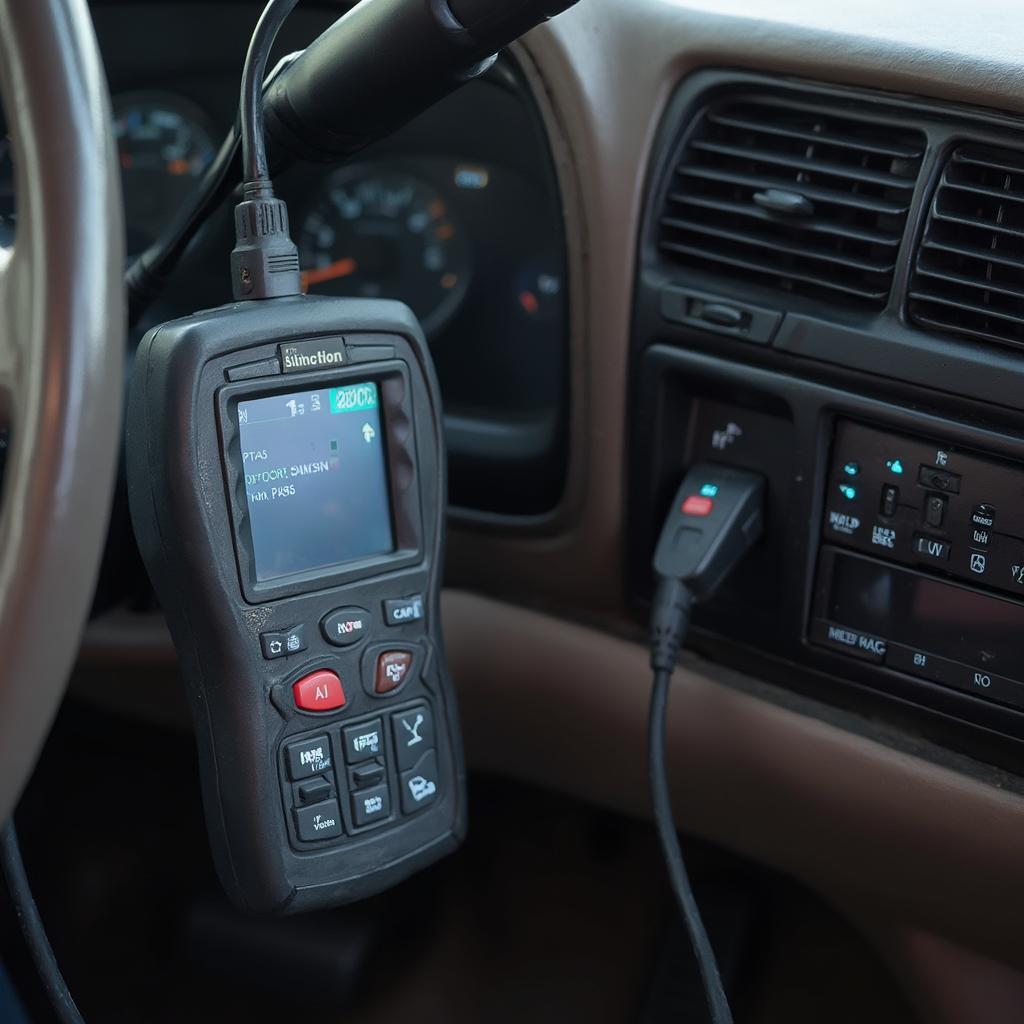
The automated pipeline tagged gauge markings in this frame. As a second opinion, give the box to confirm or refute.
[298,166,471,336]
[301,257,358,290]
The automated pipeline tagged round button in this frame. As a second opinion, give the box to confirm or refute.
[321,606,371,648]
[292,670,345,713]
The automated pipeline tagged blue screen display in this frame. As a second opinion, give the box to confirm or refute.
[237,381,394,582]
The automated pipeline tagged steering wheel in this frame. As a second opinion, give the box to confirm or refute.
[0,0,124,824]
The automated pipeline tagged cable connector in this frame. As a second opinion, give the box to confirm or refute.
[645,462,765,1024]
[230,0,303,302]
[650,576,693,673]
[653,463,765,601]
[230,182,301,300]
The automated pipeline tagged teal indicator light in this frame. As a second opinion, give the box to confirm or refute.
[699,483,719,498]
[886,458,905,475]
[842,462,860,477]
[839,484,858,501]
[330,382,379,415]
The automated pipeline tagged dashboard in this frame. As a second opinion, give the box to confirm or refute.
[50,0,1024,999]
[61,3,571,521]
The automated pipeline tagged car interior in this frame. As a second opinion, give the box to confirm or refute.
[3,1,1024,1022]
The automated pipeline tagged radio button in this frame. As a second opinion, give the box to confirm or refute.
[400,749,441,814]
[261,624,307,660]
[297,778,333,805]
[966,550,989,577]
[322,607,370,648]
[917,466,961,494]
[292,671,346,713]
[972,504,996,529]
[971,526,992,548]
[375,650,414,695]
[285,733,333,780]
[350,762,386,790]
[942,664,1024,711]
[351,784,391,828]
[885,644,960,687]
[343,719,385,763]
[913,534,950,562]
[923,494,946,529]
[294,799,343,842]
[880,485,899,518]
[885,644,1024,711]
[384,595,424,627]
[392,705,435,770]
[810,620,887,664]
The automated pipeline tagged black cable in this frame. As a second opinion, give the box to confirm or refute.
[125,125,241,328]
[240,0,300,190]
[125,46,299,328]
[648,577,734,1024]
[0,822,85,1024]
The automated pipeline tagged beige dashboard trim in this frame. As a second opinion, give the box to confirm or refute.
[76,580,1024,967]
[442,590,1024,968]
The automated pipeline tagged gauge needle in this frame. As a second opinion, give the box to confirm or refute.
[301,257,358,289]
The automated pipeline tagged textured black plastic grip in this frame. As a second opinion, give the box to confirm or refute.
[126,295,466,913]
[653,463,765,600]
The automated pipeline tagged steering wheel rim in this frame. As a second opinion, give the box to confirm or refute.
[0,0,124,823]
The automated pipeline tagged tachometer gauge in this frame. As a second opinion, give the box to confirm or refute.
[298,167,470,336]
[113,92,217,257]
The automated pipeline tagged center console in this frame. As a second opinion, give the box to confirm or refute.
[628,69,1024,774]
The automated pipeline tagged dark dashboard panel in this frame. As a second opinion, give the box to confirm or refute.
[631,69,1024,772]
[89,2,569,520]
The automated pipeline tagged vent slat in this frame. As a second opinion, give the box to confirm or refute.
[931,207,1024,241]
[909,143,1024,349]
[920,237,1024,272]
[908,312,1020,348]
[914,264,1024,303]
[939,178,1024,207]
[657,91,924,309]
[706,111,924,159]
[676,167,911,216]
[658,240,889,301]
[666,192,901,245]
[907,290,1024,327]
[951,148,1024,176]
[660,216,896,274]
[690,140,917,190]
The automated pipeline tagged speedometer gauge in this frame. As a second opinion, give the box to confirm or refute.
[298,167,470,336]
[113,92,217,257]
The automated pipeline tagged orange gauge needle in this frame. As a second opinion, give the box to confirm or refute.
[301,257,358,290]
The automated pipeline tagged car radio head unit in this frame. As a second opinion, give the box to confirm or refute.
[812,419,1024,715]
[127,295,466,914]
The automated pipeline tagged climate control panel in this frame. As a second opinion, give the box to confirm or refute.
[813,420,1024,714]
[822,421,1024,598]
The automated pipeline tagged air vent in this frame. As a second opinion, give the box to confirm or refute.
[909,145,1024,348]
[658,94,925,309]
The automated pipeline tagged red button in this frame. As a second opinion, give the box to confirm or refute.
[681,495,715,517]
[375,651,414,695]
[293,670,345,713]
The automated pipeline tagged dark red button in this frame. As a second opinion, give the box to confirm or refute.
[293,670,345,713]
[681,495,714,517]
[375,651,414,695]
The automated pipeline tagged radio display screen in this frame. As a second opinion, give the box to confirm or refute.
[237,381,394,582]
[827,553,1024,680]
